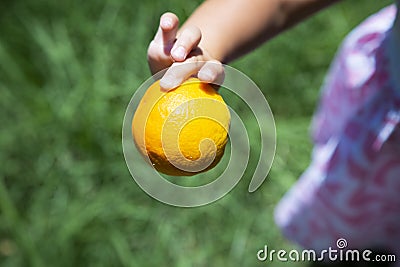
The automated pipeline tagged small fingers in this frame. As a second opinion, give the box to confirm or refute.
[159,59,224,91]
[160,60,204,90]
[198,60,225,85]
[171,26,202,62]
[153,12,179,48]
[148,12,180,74]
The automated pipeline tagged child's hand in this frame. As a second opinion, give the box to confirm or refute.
[147,12,224,90]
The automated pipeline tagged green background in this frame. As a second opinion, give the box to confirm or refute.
[0,0,393,266]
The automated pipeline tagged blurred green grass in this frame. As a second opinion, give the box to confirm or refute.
[0,0,392,266]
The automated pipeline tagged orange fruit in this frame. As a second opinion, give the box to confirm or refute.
[132,78,230,176]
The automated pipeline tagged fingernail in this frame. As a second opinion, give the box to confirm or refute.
[172,46,186,61]
[160,76,178,90]
[198,69,215,82]
[161,17,173,28]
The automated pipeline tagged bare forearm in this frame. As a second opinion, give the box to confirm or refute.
[181,0,340,63]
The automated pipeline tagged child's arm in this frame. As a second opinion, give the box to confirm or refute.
[148,0,340,89]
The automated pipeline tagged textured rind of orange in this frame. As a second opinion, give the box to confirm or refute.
[132,78,230,176]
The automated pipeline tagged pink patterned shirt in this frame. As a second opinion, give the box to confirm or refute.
[275,4,400,265]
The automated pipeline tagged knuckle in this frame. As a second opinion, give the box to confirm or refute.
[180,27,201,44]
[147,51,164,63]
[147,45,159,58]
